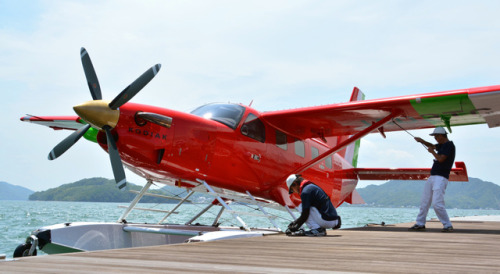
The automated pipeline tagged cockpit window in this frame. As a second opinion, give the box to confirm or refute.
[241,113,266,143]
[191,103,246,129]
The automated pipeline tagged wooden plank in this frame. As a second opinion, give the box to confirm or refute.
[2,220,500,273]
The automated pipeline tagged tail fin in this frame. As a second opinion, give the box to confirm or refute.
[349,86,365,102]
[343,87,365,168]
[344,189,365,204]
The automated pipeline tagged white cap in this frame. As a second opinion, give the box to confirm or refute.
[430,127,447,136]
[286,174,297,189]
[286,174,297,193]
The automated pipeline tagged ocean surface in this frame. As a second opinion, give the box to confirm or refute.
[1,200,500,259]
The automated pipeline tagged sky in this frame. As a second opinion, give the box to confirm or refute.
[1,0,500,191]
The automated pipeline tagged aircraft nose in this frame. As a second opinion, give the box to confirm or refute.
[73,100,120,129]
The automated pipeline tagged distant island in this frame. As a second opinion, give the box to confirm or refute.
[357,177,500,209]
[27,177,208,203]
[0,181,34,200]
[2,177,499,209]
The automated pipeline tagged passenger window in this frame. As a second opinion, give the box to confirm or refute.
[311,146,319,159]
[276,130,287,150]
[241,113,265,143]
[294,139,305,157]
[325,156,332,169]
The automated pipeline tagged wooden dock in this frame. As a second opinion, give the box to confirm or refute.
[2,219,500,273]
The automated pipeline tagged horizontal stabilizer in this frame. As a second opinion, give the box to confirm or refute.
[335,162,468,182]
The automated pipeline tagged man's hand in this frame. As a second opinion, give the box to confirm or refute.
[287,221,299,232]
[415,137,434,149]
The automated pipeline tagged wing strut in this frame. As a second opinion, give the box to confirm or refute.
[290,112,398,175]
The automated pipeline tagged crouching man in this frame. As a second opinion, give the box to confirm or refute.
[286,174,341,236]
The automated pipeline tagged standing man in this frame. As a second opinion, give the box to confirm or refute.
[410,127,455,232]
[286,174,341,236]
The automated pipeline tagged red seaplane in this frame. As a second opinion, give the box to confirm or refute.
[17,48,500,257]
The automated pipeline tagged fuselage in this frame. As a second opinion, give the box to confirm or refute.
[97,102,358,207]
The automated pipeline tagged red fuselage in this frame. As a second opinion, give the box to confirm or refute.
[98,102,358,207]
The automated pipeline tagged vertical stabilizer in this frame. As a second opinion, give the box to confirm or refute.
[344,87,365,168]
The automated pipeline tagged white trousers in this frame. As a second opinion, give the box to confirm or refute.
[298,205,339,230]
[416,175,452,227]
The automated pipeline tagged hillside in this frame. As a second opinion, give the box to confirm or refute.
[28,177,207,203]
[357,177,500,209]
[24,177,500,209]
[0,181,34,200]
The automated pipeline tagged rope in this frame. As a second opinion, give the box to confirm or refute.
[392,119,428,149]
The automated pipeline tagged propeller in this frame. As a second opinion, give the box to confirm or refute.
[48,47,161,190]
[104,126,127,190]
[80,48,102,100]
[48,124,91,160]
[109,64,161,110]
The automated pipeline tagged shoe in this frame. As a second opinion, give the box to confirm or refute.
[333,216,341,229]
[408,224,426,231]
[442,226,454,232]
[305,227,326,237]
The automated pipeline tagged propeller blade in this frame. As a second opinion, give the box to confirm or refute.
[48,124,91,160]
[108,64,161,110]
[104,126,127,190]
[80,47,102,100]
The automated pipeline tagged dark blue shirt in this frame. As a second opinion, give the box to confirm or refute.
[430,141,455,179]
[300,183,338,221]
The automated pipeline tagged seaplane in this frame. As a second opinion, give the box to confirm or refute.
[15,47,500,257]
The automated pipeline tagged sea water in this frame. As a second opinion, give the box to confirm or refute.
[1,200,499,259]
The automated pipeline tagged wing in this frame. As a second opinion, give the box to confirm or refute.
[20,115,83,130]
[261,85,500,139]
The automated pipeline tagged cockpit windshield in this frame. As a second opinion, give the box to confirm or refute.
[191,103,246,129]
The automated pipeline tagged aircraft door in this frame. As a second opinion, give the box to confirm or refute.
[170,116,217,178]
[238,113,269,184]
